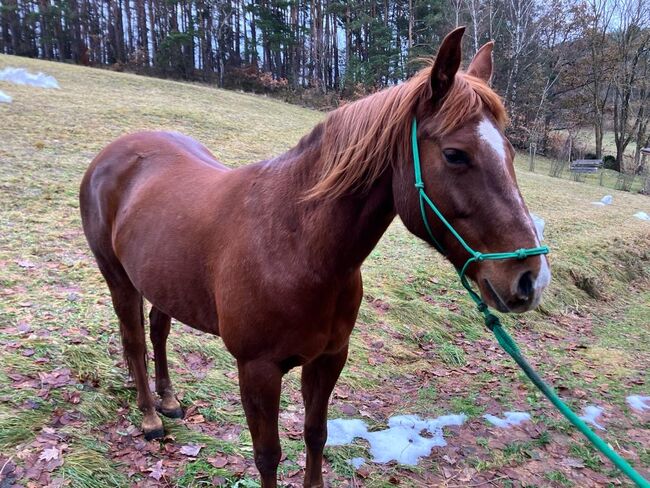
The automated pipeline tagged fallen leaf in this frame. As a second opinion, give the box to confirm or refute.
[441,466,454,479]
[38,369,72,389]
[148,460,165,481]
[357,466,370,478]
[442,454,457,465]
[180,444,202,457]
[39,447,59,462]
[63,391,81,404]
[562,457,585,468]
[186,413,205,424]
[208,455,228,468]
[339,404,357,416]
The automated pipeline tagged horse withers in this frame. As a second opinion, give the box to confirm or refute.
[80,27,550,487]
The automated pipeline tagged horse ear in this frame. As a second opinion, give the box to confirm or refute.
[430,26,465,103]
[467,41,494,83]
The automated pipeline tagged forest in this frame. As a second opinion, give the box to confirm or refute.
[0,0,648,172]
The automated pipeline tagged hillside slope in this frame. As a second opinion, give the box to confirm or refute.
[1,56,649,487]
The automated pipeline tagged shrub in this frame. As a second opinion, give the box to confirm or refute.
[603,155,618,171]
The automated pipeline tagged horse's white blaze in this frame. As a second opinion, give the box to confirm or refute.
[476,117,551,297]
[477,118,506,165]
[477,117,535,236]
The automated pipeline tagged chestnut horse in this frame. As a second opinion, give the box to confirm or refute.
[80,28,550,487]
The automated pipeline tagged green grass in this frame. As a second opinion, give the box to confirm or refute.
[176,459,260,487]
[1,54,649,487]
[0,409,53,448]
[569,443,604,471]
[449,393,484,417]
[59,445,129,488]
[545,469,573,486]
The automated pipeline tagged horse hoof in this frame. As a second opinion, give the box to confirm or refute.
[144,427,165,441]
[159,406,184,419]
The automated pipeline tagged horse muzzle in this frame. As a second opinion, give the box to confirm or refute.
[479,255,551,313]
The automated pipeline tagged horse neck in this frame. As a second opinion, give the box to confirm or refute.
[255,124,397,274]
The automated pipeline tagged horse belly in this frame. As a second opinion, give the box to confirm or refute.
[112,228,217,332]
[113,188,224,334]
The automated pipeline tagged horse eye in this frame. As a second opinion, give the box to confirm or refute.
[443,149,470,165]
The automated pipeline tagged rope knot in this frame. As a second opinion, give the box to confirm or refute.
[514,249,527,260]
[484,313,500,331]
[475,253,485,262]
[477,302,488,313]
[414,182,424,189]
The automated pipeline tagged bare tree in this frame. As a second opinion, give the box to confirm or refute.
[449,0,464,28]
[580,0,616,158]
[610,0,650,172]
[464,0,484,54]
[527,0,578,170]
[502,0,538,115]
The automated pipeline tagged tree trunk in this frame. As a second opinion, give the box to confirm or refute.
[234,0,241,65]
[332,11,339,89]
[125,0,133,56]
[136,0,148,64]
[250,0,258,67]
[408,0,413,49]
[147,0,157,57]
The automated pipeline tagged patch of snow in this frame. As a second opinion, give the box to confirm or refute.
[529,213,545,242]
[326,414,467,466]
[0,89,11,103]
[579,405,605,431]
[626,395,650,412]
[483,411,531,428]
[0,67,59,89]
[326,418,368,446]
[348,457,365,469]
[633,211,650,222]
[591,195,613,206]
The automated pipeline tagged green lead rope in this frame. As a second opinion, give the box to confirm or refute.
[411,118,650,488]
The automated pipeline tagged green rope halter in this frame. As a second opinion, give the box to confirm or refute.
[411,117,649,487]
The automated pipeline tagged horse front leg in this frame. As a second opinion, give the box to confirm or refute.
[301,345,349,488]
[237,359,283,488]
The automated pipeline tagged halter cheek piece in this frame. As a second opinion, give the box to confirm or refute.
[410,118,550,310]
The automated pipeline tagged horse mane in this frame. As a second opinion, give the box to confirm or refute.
[305,62,508,200]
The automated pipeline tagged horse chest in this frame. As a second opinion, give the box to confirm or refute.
[216,271,362,363]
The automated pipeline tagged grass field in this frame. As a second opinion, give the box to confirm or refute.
[1,56,650,488]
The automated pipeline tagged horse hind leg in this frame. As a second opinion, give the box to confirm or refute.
[99,260,164,440]
[149,307,183,418]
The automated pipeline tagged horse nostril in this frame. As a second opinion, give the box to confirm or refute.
[516,271,534,300]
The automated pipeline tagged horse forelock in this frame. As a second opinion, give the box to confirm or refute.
[433,73,508,137]
[304,63,508,201]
